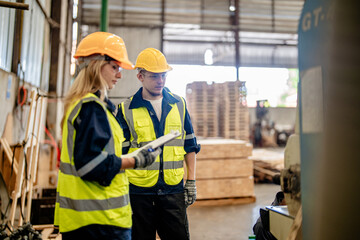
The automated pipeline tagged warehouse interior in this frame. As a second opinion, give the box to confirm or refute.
[0,0,359,239]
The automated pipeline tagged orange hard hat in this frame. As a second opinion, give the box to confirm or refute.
[74,32,134,70]
[134,48,172,73]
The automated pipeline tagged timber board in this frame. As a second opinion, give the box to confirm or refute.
[193,196,256,206]
[197,158,253,179]
[197,139,252,159]
[196,176,254,199]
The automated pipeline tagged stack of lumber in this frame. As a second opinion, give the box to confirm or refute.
[186,81,249,141]
[193,138,255,206]
[249,148,285,183]
[186,82,219,138]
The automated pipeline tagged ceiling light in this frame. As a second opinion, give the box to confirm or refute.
[204,49,214,65]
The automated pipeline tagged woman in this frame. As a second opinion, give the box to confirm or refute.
[54,32,160,240]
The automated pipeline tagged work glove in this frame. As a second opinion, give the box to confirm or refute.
[133,147,161,169]
[184,180,197,207]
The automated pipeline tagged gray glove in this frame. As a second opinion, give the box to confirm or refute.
[184,180,197,207]
[133,147,161,169]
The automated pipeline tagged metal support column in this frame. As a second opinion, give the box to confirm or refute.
[234,0,240,81]
[160,0,165,52]
[100,0,108,32]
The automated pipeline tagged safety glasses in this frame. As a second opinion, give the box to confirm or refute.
[108,61,123,73]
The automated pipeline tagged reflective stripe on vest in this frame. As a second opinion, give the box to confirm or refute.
[54,93,131,232]
[121,93,186,187]
[57,191,130,212]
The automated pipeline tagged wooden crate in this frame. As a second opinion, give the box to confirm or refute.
[195,139,255,203]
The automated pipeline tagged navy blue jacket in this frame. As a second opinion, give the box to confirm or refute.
[73,91,123,186]
[116,87,201,195]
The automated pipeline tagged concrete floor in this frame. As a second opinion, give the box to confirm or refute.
[188,183,281,240]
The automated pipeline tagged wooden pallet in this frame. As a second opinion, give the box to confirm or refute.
[186,81,249,141]
[186,81,219,138]
[218,81,249,141]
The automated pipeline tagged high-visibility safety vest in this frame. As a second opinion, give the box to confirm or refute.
[54,93,131,233]
[120,93,186,187]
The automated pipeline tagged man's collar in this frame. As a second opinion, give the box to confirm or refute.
[163,88,179,104]
[128,87,179,109]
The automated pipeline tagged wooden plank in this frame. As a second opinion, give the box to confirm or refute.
[197,177,254,199]
[25,95,46,222]
[20,92,43,226]
[253,165,278,177]
[41,228,54,240]
[37,144,58,189]
[33,225,61,240]
[33,224,56,230]
[1,114,13,143]
[197,139,252,159]
[197,158,253,179]
[0,138,18,175]
[0,139,18,195]
[55,234,62,240]
[193,196,256,206]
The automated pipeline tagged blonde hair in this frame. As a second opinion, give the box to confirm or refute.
[61,60,108,128]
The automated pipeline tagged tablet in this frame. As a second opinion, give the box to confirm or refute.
[121,130,181,158]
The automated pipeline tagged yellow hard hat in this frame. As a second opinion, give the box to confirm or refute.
[74,32,134,70]
[134,48,172,73]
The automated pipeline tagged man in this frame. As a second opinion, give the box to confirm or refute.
[253,191,286,240]
[117,48,200,240]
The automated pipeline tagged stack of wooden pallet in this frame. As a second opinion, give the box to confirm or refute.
[186,82,219,138]
[193,138,255,206]
[186,81,249,141]
[218,81,249,140]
